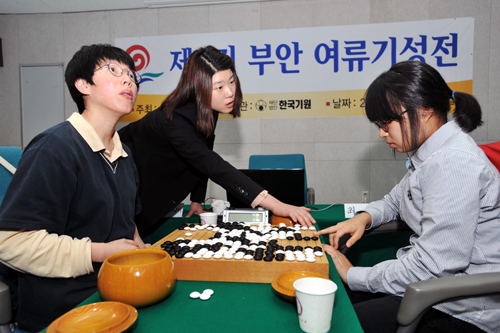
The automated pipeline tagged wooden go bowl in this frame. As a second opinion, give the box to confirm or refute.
[97,249,176,308]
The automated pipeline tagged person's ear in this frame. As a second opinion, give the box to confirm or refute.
[75,78,90,95]
[420,108,434,123]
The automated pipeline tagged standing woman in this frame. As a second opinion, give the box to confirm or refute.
[119,46,314,235]
[315,60,500,332]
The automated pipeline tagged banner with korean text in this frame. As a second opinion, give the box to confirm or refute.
[115,17,473,122]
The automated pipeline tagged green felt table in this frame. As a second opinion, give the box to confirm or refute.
[44,204,415,332]
[54,204,366,333]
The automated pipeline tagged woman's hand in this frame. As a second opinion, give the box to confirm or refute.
[323,244,353,284]
[259,194,315,227]
[186,202,204,217]
[314,212,372,249]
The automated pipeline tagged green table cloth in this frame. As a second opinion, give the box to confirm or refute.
[49,204,363,333]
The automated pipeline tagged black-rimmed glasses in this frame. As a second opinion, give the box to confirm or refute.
[94,63,141,84]
[374,111,408,132]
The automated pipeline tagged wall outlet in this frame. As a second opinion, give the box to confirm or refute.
[362,191,369,203]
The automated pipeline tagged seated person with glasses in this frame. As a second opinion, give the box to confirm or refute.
[0,44,149,332]
[315,60,500,333]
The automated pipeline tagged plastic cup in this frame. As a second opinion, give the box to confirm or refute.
[200,212,218,225]
[211,201,230,215]
[293,277,337,333]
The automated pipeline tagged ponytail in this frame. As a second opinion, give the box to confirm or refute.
[451,91,482,133]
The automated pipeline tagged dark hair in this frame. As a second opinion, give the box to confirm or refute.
[160,45,242,137]
[365,60,482,152]
[65,44,138,114]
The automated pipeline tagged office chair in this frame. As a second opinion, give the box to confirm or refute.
[0,146,23,332]
[394,141,500,332]
[248,154,315,204]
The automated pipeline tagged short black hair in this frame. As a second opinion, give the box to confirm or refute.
[65,44,138,113]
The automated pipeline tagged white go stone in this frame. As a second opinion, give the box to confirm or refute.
[190,291,201,299]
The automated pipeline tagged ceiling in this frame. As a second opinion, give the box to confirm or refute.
[0,0,278,14]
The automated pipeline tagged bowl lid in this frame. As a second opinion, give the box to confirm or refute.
[47,301,138,333]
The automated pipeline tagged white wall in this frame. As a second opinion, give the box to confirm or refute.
[1,0,499,205]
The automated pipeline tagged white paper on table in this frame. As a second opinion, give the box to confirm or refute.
[344,204,369,218]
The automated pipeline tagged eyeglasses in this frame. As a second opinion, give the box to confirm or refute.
[94,63,142,84]
[374,111,408,132]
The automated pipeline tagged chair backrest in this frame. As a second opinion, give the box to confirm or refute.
[0,147,23,205]
[249,154,308,204]
[479,142,500,172]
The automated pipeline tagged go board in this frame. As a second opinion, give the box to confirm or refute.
[151,222,329,283]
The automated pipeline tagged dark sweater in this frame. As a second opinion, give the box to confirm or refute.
[0,121,138,331]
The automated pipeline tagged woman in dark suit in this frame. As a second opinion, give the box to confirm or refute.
[119,46,314,235]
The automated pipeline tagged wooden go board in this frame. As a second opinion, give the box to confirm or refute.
[151,224,329,283]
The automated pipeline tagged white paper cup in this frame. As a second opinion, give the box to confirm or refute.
[200,212,218,225]
[293,277,337,333]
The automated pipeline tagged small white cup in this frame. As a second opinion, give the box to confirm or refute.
[293,277,337,333]
[200,212,218,225]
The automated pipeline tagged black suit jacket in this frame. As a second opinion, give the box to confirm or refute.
[119,103,264,235]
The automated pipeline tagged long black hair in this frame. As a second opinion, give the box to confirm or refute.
[160,45,242,137]
[365,60,482,152]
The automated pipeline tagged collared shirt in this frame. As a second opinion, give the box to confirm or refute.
[67,112,127,163]
[347,120,500,332]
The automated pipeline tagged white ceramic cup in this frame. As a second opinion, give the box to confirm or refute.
[200,212,218,225]
[293,277,337,333]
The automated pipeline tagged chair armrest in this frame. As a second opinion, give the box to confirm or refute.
[307,187,315,205]
[364,220,412,236]
[0,280,11,325]
[397,272,500,327]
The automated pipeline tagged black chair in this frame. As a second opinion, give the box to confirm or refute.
[249,154,315,204]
